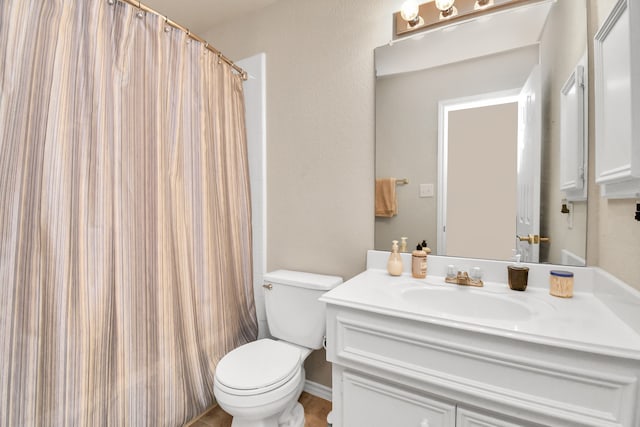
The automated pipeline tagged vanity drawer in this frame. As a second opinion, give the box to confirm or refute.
[456,407,529,427]
[329,308,638,427]
[342,372,455,427]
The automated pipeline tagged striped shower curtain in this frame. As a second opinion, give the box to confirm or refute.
[0,0,258,426]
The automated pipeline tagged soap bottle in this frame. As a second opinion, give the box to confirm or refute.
[507,251,529,291]
[421,240,432,256]
[387,240,403,276]
[411,244,427,279]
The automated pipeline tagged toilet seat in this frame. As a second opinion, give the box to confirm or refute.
[215,339,302,396]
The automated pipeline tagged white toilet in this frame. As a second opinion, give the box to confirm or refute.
[213,270,343,427]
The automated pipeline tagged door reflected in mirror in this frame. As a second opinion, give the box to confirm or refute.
[374,0,588,266]
[439,96,518,261]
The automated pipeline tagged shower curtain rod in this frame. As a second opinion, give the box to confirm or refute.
[117,0,248,81]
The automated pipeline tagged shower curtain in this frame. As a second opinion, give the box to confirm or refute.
[0,1,258,426]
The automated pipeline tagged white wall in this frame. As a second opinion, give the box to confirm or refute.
[539,0,589,266]
[204,0,399,282]
[203,0,640,388]
[203,0,400,387]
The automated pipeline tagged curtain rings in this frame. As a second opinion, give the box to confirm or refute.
[135,1,144,19]
[163,16,171,32]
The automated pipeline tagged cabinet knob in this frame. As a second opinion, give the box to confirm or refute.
[420,420,430,427]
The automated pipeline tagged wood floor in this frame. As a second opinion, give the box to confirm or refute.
[186,392,331,427]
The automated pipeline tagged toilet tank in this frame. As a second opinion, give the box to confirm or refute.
[263,270,342,349]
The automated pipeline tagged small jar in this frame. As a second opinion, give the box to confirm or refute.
[507,266,529,291]
[549,270,574,298]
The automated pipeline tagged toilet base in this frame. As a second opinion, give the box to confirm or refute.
[230,401,304,427]
[230,412,279,427]
[277,401,304,427]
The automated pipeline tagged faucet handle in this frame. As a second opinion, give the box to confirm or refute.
[446,264,456,279]
[470,267,482,281]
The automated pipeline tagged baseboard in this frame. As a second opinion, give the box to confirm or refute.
[303,380,332,401]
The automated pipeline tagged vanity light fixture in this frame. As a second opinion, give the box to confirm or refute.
[475,0,494,9]
[435,0,457,18]
[394,0,540,38]
[400,0,422,27]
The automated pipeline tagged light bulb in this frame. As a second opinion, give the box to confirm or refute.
[474,0,492,9]
[400,0,420,24]
[435,0,455,12]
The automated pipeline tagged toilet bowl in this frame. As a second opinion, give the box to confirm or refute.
[213,270,343,427]
[214,339,309,427]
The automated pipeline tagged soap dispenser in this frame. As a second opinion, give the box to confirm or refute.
[400,237,408,253]
[387,240,403,276]
[507,251,529,291]
[411,244,427,279]
[420,240,432,256]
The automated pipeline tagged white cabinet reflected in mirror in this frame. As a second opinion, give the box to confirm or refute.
[560,54,588,202]
[374,0,588,266]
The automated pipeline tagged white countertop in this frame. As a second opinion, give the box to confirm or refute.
[321,260,640,360]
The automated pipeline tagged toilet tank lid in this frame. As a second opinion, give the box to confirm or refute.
[263,270,343,291]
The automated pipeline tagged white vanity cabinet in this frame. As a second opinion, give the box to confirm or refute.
[322,254,640,426]
[342,370,521,427]
[455,408,525,427]
[342,373,456,427]
[324,303,640,427]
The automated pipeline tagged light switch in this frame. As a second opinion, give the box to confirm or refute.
[420,183,434,198]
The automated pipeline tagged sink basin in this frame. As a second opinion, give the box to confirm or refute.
[401,286,549,321]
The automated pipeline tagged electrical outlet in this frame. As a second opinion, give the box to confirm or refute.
[420,183,434,198]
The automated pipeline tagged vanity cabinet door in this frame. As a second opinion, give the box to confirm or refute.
[456,407,534,427]
[342,372,455,427]
[594,0,640,198]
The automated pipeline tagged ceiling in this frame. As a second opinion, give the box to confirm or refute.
[142,0,279,34]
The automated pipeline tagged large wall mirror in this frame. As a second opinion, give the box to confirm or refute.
[374,0,589,266]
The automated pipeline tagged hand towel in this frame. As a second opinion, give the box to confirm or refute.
[375,178,397,217]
